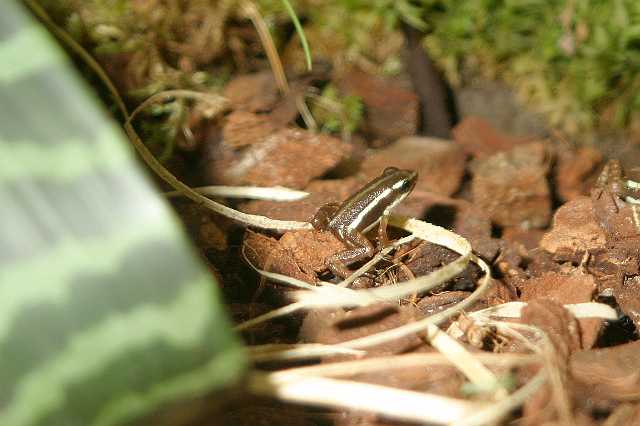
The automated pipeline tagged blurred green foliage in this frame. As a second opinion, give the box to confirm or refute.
[420,0,640,133]
[287,0,640,134]
[41,0,640,136]
[310,84,364,137]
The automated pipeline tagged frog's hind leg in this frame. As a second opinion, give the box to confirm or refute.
[325,228,374,279]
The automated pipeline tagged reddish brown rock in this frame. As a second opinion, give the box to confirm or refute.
[540,196,607,257]
[279,230,346,276]
[555,146,602,202]
[223,71,280,112]
[206,128,352,188]
[243,230,316,284]
[338,68,418,142]
[470,142,551,228]
[222,111,276,147]
[452,116,532,158]
[452,203,502,262]
[502,227,545,252]
[519,271,596,305]
[405,242,482,292]
[518,270,601,348]
[570,340,640,401]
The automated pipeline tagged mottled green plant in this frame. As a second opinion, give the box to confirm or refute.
[0,2,246,424]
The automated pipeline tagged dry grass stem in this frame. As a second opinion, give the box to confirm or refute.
[235,302,306,332]
[248,344,365,362]
[165,185,309,201]
[424,323,507,399]
[125,91,312,231]
[240,1,317,130]
[259,352,541,374]
[467,301,617,321]
[248,372,487,425]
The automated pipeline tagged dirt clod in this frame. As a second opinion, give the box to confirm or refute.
[224,71,280,112]
[452,116,532,158]
[570,340,640,402]
[471,142,551,228]
[338,68,418,142]
[243,230,317,285]
[555,145,602,202]
[206,128,352,188]
[519,270,596,305]
[279,230,346,276]
[540,196,607,258]
[222,111,276,147]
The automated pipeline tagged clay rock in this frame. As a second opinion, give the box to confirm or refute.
[540,196,606,256]
[338,68,418,142]
[471,142,551,228]
[207,128,352,188]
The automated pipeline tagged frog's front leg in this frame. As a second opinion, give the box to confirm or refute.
[377,214,389,249]
[326,228,375,279]
[594,160,626,213]
[311,203,340,231]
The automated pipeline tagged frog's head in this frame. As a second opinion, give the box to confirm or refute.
[383,167,418,197]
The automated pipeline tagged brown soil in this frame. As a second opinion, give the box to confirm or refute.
[63,8,640,423]
[174,68,640,424]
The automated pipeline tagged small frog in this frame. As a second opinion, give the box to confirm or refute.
[594,159,640,211]
[311,167,418,278]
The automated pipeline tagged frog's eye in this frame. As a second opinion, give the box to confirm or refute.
[383,167,399,176]
[401,178,414,191]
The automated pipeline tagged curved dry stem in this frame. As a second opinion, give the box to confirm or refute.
[23,0,128,119]
[27,3,309,231]
[453,369,547,426]
[125,91,312,231]
[165,185,309,201]
[335,255,491,349]
[235,302,306,332]
[491,321,573,425]
[249,372,486,425]
[249,344,365,362]
[254,351,541,374]
[467,301,617,321]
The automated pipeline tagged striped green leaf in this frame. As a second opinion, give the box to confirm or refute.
[0,2,246,425]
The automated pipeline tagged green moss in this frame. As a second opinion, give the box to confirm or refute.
[43,0,640,136]
[421,0,640,132]
[272,0,640,134]
[310,84,364,137]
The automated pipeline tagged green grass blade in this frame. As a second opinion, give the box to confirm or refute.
[280,0,312,70]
